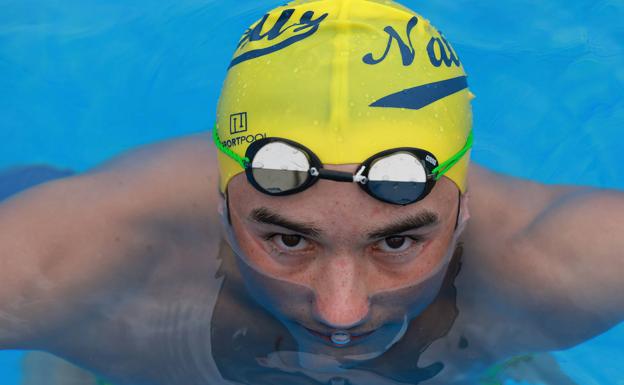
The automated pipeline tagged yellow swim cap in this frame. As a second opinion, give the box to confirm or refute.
[215,0,473,193]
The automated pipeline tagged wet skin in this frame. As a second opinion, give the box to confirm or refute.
[0,133,623,384]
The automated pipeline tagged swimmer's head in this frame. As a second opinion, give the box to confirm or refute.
[214,0,473,195]
[214,0,473,358]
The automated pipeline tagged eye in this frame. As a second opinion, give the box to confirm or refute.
[272,234,309,251]
[375,236,419,253]
[375,235,422,254]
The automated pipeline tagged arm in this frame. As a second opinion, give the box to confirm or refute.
[466,165,624,349]
[0,133,220,349]
[511,185,624,344]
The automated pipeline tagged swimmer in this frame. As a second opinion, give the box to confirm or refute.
[1,0,623,384]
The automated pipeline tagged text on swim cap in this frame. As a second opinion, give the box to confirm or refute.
[229,8,329,69]
[222,133,267,149]
[362,16,461,69]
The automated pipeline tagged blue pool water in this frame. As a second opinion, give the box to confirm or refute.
[1,0,623,383]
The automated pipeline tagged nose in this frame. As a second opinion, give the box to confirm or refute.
[312,254,370,329]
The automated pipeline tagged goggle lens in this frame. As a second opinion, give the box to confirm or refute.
[250,142,311,193]
[367,152,428,205]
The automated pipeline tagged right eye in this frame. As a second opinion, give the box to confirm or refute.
[376,236,413,253]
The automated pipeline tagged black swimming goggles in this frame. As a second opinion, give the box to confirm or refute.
[213,129,473,205]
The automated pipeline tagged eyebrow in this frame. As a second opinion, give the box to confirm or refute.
[366,212,439,239]
[249,207,439,240]
[249,208,323,237]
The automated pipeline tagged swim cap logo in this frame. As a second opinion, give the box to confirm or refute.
[230,112,248,135]
[362,16,461,68]
[229,9,329,69]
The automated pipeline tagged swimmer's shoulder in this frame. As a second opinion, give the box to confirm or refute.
[462,164,571,295]
[465,164,563,237]
[92,132,220,206]
[0,133,224,349]
[457,164,622,351]
[82,132,222,234]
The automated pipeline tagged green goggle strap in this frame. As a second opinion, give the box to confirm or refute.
[432,130,474,180]
[213,127,250,169]
[213,126,473,180]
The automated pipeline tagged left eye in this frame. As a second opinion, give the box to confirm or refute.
[376,236,413,253]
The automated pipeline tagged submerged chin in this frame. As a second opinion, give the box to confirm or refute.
[283,316,410,364]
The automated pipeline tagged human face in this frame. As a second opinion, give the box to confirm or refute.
[223,164,465,360]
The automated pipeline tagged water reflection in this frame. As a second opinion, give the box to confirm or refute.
[209,241,462,384]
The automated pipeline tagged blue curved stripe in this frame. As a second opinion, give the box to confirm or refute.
[370,75,468,110]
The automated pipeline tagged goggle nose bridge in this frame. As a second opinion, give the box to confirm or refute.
[310,165,369,185]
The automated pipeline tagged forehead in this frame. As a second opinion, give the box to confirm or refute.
[226,164,459,225]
